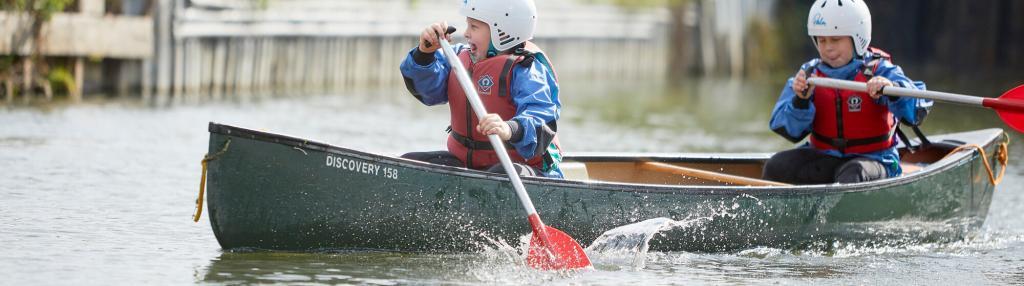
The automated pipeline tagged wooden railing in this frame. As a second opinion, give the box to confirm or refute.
[148,0,671,99]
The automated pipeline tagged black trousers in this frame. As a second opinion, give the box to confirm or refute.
[401,151,544,177]
[762,148,888,184]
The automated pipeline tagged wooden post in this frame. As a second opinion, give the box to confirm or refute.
[212,38,226,99]
[186,39,201,100]
[298,39,308,92]
[41,74,52,100]
[303,39,313,92]
[75,0,102,104]
[227,39,236,96]
[172,38,184,99]
[311,39,323,91]
[354,38,366,89]
[72,57,84,101]
[22,59,33,100]
[325,39,335,90]
[341,38,351,91]
[213,38,227,99]
[698,0,717,76]
[668,2,692,78]
[260,39,268,94]
[155,0,173,99]
[259,38,271,95]
[142,58,151,101]
[249,38,257,93]
[333,38,343,91]
[4,77,12,103]
[238,38,253,93]
[240,38,251,93]
[379,37,390,88]
[200,40,212,99]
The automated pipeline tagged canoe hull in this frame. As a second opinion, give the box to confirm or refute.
[205,123,1002,252]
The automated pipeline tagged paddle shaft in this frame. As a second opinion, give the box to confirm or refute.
[437,34,540,219]
[808,77,1024,113]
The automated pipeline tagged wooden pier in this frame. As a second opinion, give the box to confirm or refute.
[149,0,671,100]
[0,0,151,102]
[3,0,724,102]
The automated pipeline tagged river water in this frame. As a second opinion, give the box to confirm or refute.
[1,78,1022,285]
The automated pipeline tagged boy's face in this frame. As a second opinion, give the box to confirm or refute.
[464,17,491,61]
[815,36,855,68]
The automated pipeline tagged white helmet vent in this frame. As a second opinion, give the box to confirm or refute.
[498,30,515,46]
[821,0,855,8]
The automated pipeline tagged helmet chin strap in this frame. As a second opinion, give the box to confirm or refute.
[487,41,499,57]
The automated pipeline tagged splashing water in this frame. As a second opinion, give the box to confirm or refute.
[454,233,594,282]
[585,217,708,269]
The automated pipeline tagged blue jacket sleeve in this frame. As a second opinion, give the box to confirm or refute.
[871,60,933,125]
[769,60,818,142]
[399,45,465,106]
[508,60,560,159]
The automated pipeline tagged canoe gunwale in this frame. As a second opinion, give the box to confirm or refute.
[208,122,1003,196]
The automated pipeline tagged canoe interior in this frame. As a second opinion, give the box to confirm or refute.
[561,142,959,186]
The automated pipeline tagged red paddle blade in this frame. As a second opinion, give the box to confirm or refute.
[989,85,1024,133]
[525,215,591,270]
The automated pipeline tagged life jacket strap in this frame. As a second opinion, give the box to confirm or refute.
[812,128,895,152]
[449,130,515,151]
[498,55,520,97]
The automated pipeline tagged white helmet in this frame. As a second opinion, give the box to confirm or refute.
[807,0,872,57]
[459,0,537,51]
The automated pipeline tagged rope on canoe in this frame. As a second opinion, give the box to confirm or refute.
[944,134,1010,186]
[194,139,231,222]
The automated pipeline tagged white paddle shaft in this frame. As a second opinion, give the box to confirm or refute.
[808,77,983,106]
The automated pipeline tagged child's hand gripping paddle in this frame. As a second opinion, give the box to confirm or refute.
[808,77,1024,133]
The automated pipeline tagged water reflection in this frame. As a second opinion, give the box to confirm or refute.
[199,250,581,285]
[200,251,409,285]
[197,249,858,285]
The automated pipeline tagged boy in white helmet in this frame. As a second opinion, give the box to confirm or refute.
[399,0,564,178]
[763,0,932,184]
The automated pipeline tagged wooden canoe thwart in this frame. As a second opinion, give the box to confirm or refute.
[203,123,1007,252]
[637,161,790,187]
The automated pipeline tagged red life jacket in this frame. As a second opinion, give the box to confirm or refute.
[809,49,897,154]
[446,42,561,170]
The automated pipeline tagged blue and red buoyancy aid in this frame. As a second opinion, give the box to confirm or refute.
[809,48,898,154]
[446,42,561,170]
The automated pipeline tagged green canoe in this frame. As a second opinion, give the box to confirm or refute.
[203,123,1008,252]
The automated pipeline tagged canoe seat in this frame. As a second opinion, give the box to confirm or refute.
[900,161,925,175]
[561,162,590,181]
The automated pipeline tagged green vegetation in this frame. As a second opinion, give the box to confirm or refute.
[1,0,75,101]
[47,66,75,95]
[1,0,73,21]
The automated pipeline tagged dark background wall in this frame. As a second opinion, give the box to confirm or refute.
[773,0,1024,90]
